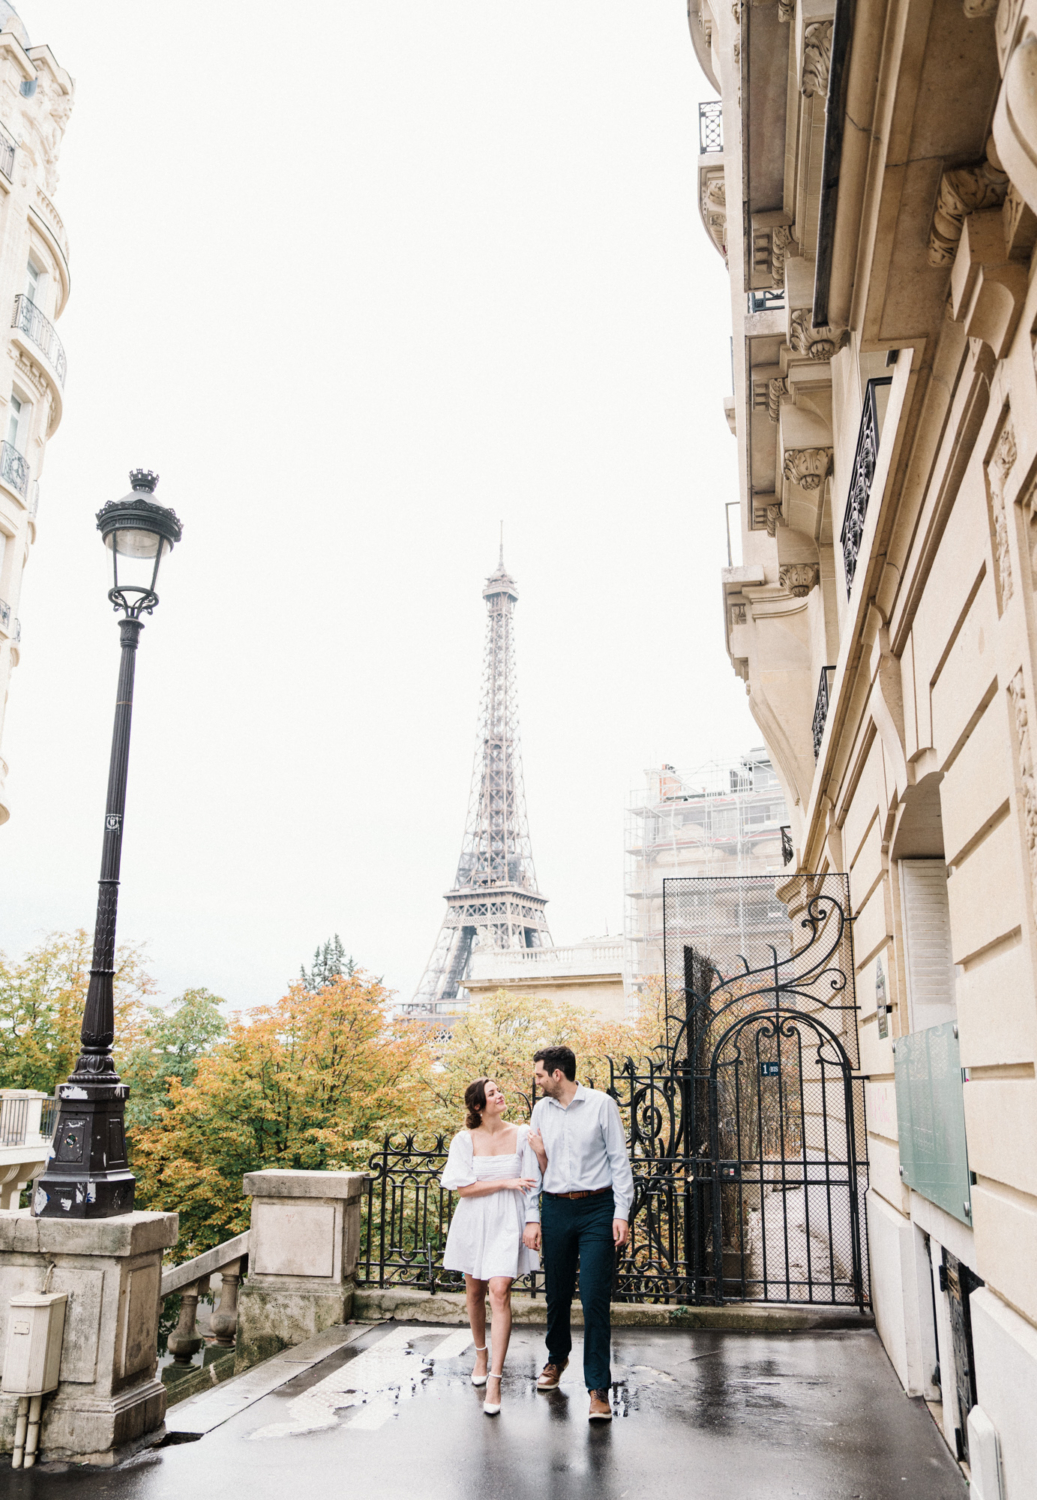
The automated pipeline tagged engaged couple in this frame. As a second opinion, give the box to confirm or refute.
[440,1044,634,1421]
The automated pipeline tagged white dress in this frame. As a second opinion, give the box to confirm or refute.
[441,1126,541,1280]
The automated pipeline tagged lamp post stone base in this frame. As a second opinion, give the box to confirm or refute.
[0,1207,178,1466]
[235,1169,365,1371]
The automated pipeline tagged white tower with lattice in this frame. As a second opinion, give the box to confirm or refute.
[409,550,551,1013]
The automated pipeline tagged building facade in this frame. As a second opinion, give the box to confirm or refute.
[692,0,1037,1487]
[464,937,626,1022]
[624,752,789,1007]
[0,5,73,825]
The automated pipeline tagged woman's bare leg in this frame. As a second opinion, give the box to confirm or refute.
[465,1275,489,1377]
[487,1277,514,1396]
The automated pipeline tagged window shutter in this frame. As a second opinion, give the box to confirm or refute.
[899,859,956,1030]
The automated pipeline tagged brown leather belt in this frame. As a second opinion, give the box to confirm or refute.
[544,1187,612,1200]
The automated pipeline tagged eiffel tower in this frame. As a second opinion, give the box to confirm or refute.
[409,549,551,1013]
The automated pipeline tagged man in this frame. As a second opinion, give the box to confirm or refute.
[522,1045,634,1421]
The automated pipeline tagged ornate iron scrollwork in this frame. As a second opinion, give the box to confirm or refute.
[841,377,892,596]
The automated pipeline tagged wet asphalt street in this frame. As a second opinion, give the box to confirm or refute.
[4,1323,965,1500]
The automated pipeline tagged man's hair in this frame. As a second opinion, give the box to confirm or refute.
[534,1045,576,1082]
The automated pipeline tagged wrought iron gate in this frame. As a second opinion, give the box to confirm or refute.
[610,872,869,1309]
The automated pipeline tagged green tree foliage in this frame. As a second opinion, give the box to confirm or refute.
[121,988,228,1134]
[300,934,355,991]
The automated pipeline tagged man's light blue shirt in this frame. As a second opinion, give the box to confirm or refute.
[523,1084,634,1223]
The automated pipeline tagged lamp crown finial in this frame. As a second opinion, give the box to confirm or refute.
[130,469,159,493]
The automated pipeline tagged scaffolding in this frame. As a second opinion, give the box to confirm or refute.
[623,749,790,1009]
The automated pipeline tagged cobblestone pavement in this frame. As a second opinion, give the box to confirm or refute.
[5,1323,966,1500]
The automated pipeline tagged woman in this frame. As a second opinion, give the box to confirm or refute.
[441,1077,539,1415]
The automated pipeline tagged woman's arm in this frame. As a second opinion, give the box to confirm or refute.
[456,1176,536,1198]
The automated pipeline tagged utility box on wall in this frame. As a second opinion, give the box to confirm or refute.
[1,1292,67,1396]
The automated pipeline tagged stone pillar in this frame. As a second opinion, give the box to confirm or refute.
[0,1206,178,1466]
[235,1169,365,1369]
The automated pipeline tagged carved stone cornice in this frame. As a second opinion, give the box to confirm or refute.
[779,563,820,597]
[790,307,841,360]
[1008,670,1037,922]
[928,155,1009,267]
[783,446,833,491]
[801,21,833,98]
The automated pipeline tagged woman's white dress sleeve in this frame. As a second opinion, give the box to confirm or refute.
[440,1131,477,1190]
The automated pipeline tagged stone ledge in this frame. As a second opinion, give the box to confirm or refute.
[353,1286,874,1331]
[0,1207,179,1257]
[242,1169,366,1201]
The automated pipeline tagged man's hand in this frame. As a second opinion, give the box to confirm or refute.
[523,1223,542,1252]
[613,1219,629,1249]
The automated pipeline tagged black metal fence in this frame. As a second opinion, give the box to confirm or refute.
[358,874,868,1309]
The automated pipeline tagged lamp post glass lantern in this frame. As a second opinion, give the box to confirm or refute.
[35,470,182,1220]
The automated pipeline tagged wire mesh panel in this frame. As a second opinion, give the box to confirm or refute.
[610,873,868,1308]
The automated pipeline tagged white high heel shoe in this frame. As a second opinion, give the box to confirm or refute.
[483,1372,503,1416]
[471,1347,489,1387]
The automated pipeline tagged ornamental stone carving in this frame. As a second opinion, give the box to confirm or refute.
[963,0,997,17]
[988,416,1018,605]
[778,0,794,19]
[764,504,784,536]
[927,153,1009,266]
[771,225,793,284]
[1008,671,1037,918]
[779,563,820,597]
[701,166,728,261]
[731,602,747,625]
[767,377,788,423]
[783,446,833,491]
[790,307,840,359]
[801,21,833,98]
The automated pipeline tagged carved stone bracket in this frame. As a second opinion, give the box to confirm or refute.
[801,21,833,98]
[790,307,842,359]
[779,563,820,597]
[928,153,1009,267]
[767,377,789,423]
[988,414,1018,605]
[783,446,833,491]
[963,0,998,16]
[765,503,784,536]
[778,0,794,19]
[701,165,728,261]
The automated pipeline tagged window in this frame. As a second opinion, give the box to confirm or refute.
[25,260,40,307]
[900,859,956,1030]
[6,393,26,452]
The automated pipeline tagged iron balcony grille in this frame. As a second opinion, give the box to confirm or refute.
[0,597,10,631]
[813,665,836,761]
[0,134,13,182]
[840,376,892,597]
[780,825,794,866]
[0,440,28,498]
[12,293,67,387]
[699,99,723,154]
[747,288,786,314]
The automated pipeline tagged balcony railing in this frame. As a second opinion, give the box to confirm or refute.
[747,288,786,314]
[0,439,28,498]
[0,597,10,633]
[699,99,723,154]
[780,825,794,866]
[812,665,836,762]
[0,133,13,183]
[12,293,67,387]
[840,376,893,597]
[0,1094,59,1147]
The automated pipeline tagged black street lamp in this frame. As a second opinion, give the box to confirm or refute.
[35,470,182,1219]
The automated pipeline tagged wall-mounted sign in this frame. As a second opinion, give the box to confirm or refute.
[876,952,889,1040]
[760,1060,780,1077]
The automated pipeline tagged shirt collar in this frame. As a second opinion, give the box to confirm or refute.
[545,1083,588,1108]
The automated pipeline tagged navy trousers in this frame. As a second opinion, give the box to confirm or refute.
[542,1189,615,1391]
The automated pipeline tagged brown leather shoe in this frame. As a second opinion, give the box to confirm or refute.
[588,1389,612,1420]
[536,1359,568,1390]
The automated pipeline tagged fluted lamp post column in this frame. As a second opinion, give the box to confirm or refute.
[35,470,182,1219]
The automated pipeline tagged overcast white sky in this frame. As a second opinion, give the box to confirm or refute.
[0,1,754,1008]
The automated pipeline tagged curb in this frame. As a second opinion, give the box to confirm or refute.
[352,1287,874,1332]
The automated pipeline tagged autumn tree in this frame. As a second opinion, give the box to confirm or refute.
[0,929,156,1093]
[132,970,429,1258]
[121,987,228,1133]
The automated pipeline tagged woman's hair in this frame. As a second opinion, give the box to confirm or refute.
[464,1077,490,1130]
